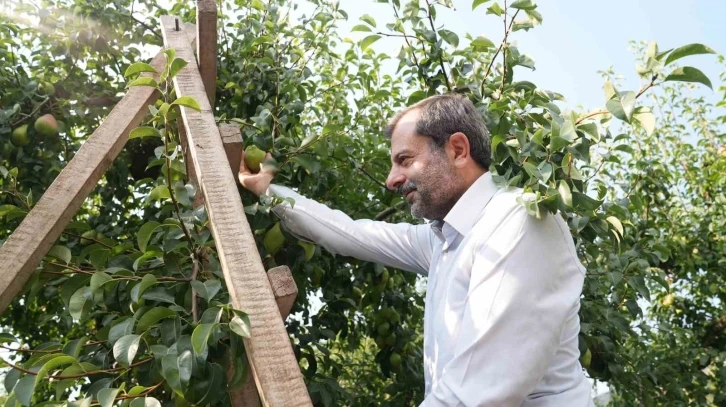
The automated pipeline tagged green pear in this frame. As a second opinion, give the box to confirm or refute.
[11,125,30,147]
[244,145,266,173]
[34,114,59,138]
[263,222,285,254]
[389,353,402,369]
[80,230,96,246]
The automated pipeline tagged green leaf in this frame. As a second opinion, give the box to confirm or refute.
[147,185,171,202]
[90,272,113,295]
[62,337,87,359]
[13,376,35,406]
[136,307,176,333]
[35,355,76,388]
[191,323,217,354]
[69,287,92,320]
[472,0,491,10]
[109,318,135,346]
[606,216,624,237]
[129,126,161,140]
[113,334,141,367]
[471,36,495,50]
[664,43,716,66]
[130,397,162,407]
[161,353,183,394]
[290,155,321,174]
[360,35,381,51]
[163,48,176,62]
[603,80,618,101]
[137,221,161,252]
[251,0,264,10]
[605,91,635,123]
[98,388,120,407]
[168,57,188,79]
[230,315,251,338]
[127,77,158,88]
[124,62,157,78]
[351,24,372,32]
[131,274,158,303]
[360,14,376,27]
[558,181,572,207]
[0,333,17,344]
[171,96,201,112]
[298,241,315,261]
[664,66,712,89]
[634,108,655,136]
[487,2,504,15]
[69,398,92,407]
[47,245,71,264]
[178,350,192,384]
[627,276,651,300]
[192,279,222,301]
[510,0,536,10]
[438,29,459,47]
[559,120,577,142]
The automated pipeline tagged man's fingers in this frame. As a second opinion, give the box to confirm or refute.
[260,152,278,174]
[238,150,251,175]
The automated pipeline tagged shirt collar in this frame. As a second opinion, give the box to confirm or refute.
[440,172,498,237]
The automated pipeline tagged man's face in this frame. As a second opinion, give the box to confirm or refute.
[385,110,464,220]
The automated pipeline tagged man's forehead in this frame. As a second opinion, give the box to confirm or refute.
[391,109,420,139]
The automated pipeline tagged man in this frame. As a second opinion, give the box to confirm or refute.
[238,94,594,406]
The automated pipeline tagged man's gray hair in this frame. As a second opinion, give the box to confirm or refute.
[384,94,492,170]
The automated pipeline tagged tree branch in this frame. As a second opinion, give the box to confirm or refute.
[1,357,152,380]
[483,9,520,81]
[424,0,451,92]
[129,13,162,41]
[374,207,397,221]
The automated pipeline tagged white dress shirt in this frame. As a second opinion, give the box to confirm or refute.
[268,172,594,406]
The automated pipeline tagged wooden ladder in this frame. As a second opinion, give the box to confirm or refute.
[0,1,311,405]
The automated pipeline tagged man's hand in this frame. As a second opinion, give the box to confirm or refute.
[238,150,275,196]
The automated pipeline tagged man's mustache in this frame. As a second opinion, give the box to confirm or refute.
[397,181,417,197]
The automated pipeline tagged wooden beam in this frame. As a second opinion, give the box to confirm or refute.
[219,123,243,179]
[268,266,297,319]
[0,54,165,313]
[230,266,298,407]
[196,0,217,107]
[160,16,311,407]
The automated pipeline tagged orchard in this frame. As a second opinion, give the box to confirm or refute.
[0,0,724,406]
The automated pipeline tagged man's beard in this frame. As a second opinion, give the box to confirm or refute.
[397,158,463,221]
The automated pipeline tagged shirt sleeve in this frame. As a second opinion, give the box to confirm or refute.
[421,207,586,406]
[266,184,434,275]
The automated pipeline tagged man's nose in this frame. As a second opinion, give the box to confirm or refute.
[386,171,405,192]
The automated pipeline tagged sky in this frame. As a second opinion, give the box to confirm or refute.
[335,0,724,112]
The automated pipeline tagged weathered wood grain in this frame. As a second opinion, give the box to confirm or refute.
[230,266,298,406]
[219,123,243,179]
[160,16,310,407]
[196,0,217,107]
[0,54,165,313]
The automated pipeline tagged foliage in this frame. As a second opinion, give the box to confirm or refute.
[0,0,724,406]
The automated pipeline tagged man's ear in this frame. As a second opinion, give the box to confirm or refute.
[448,132,471,167]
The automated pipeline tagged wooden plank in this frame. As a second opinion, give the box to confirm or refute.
[219,123,243,179]
[160,16,311,407]
[0,54,165,313]
[196,0,217,107]
[230,266,298,407]
[268,266,297,319]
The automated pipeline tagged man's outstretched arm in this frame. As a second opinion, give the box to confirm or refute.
[238,150,433,275]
